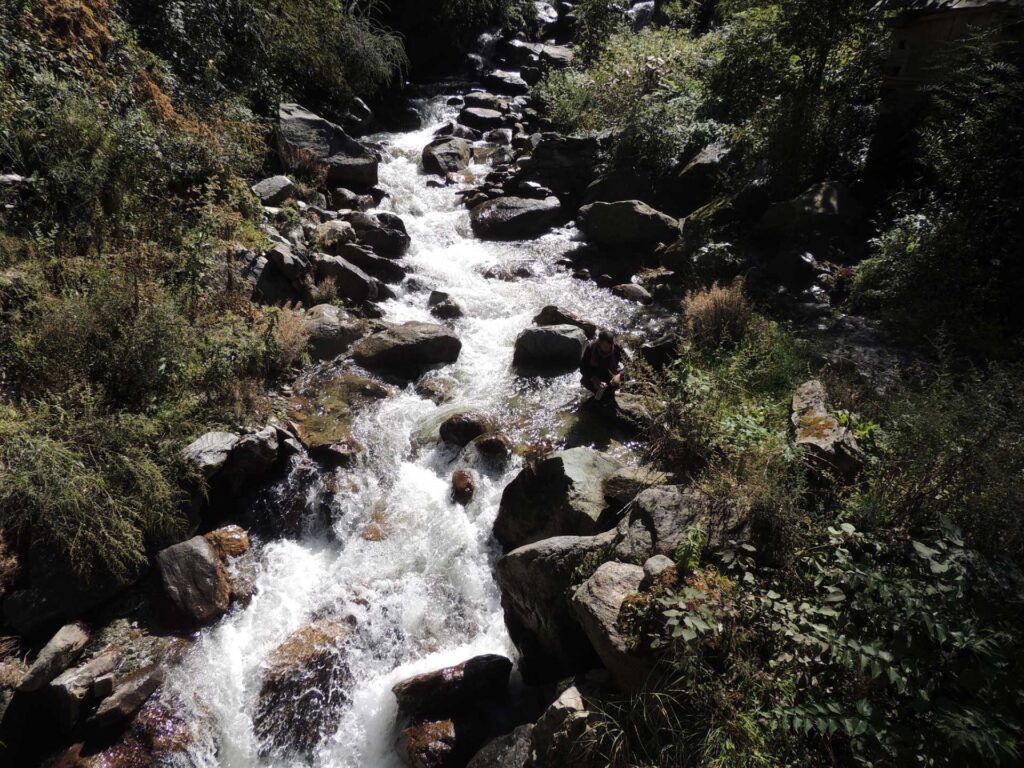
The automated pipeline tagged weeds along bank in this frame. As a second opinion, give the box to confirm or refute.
[0,1,1023,767]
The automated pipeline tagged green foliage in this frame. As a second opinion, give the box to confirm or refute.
[575,0,626,63]
[538,26,722,170]
[0,390,191,582]
[850,28,1024,351]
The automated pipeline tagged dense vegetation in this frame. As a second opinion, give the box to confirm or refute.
[541,2,1024,765]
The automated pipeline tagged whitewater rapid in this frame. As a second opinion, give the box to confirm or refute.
[165,96,642,768]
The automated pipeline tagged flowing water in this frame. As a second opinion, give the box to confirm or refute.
[166,96,652,768]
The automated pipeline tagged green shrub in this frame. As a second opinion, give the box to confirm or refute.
[0,391,191,582]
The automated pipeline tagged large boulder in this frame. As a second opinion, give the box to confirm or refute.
[154,536,230,627]
[533,306,596,338]
[496,533,615,681]
[571,562,649,691]
[611,485,746,564]
[576,200,679,250]
[341,210,411,258]
[439,412,494,447]
[460,107,506,132]
[312,220,357,252]
[251,175,295,206]
[254,617,352,755]
[423,137,474,176]
[304,304,367,361]
[333,242,408,283]
[277,103,378,188]
[602,465,673,510]
[516,133,602,198]
[483,70,529,96]
[352,322,462,381]
[494,447,621,550]
[512,325,587,376]
[392,654,513,721]
[662,140,730,218]
[791,380,864,480]
[181,431,239,480]
[525,686,601,768]
[218,426,279,497]
[18,622,90,693]
[312,253,380,301]
[470,196,562,241]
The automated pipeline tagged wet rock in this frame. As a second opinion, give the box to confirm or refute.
[612,486,746,564]
[399,719,459,768]
[494,447,622,551]
[483,128,513,145]
[254,617,352,755]
[86,664,165,731]
[464,92,507,112]
[497,532,615,681]
[48,647,119,732]
[277,103,378,188]
[181,431,239,480]
[342,210,411,258]
[416,375,459,404]
[611,283,652,304]
[439,412,494,447]
[392,654,512,720]
[69,698,193,767]
[435,121,481,141]
[532,305,596,338]
[251,175,295,206]
[304,304,367,360]
[511,325,587,375]
[353,322,462,381]
[571,562,649,691]
[467,724,534,768]
[577,200,679,250]
[18,622,90,692]
[459,107,506,132]
[312,253,380,302]
[458,433,514,469]
[204,525,250,560]
[312,220,357,251]
[155,536,230,627]
[452,470,476,505]
[791,379,864,480]
[424,137,474,176]
[288,371,392,458]
[429,290,464,320]
[470,196,562,240]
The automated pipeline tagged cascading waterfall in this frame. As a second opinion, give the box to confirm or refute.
[165,95,645,768]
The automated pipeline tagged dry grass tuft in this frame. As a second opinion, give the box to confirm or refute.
[683,278,752,352]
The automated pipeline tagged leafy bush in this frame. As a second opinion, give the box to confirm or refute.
[0,391,191,582]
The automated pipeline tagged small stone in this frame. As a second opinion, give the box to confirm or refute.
[452,470,476,505]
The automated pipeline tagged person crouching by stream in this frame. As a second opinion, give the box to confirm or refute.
[581,329,626,409]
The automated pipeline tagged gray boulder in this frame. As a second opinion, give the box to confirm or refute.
[484,70,529,96]
[182,431,239,480]
[305,304,367,361]
[155,536,230,627]
[791,379,864,480]
[423,137,474,176]
[665,140,730,217]
[470,196,563,240]
[464,92,507,112]
[333,242,408,283]
[341,210,411,257]
[312,253,380,302]
[312,220,357,252]
[267,242,311,288]
[352,322,462,381]
[571,562,650,691]
[460,107,506,131]
[18,622,90,693]
[251,175,295,206]
[577,200,679,250]
[533,305,596,338]
[494,447,622,550]
[525,686,600,767]
[277,103,378,187]
[512,325,587,375]
[612,283,652,304]
[517,133,602,197]
[496,532,615,681]
[439,412,495,447]
[611,485,746,564]
[220,426,279,497]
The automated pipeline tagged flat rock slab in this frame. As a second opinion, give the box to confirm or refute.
[18,622,90,692]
